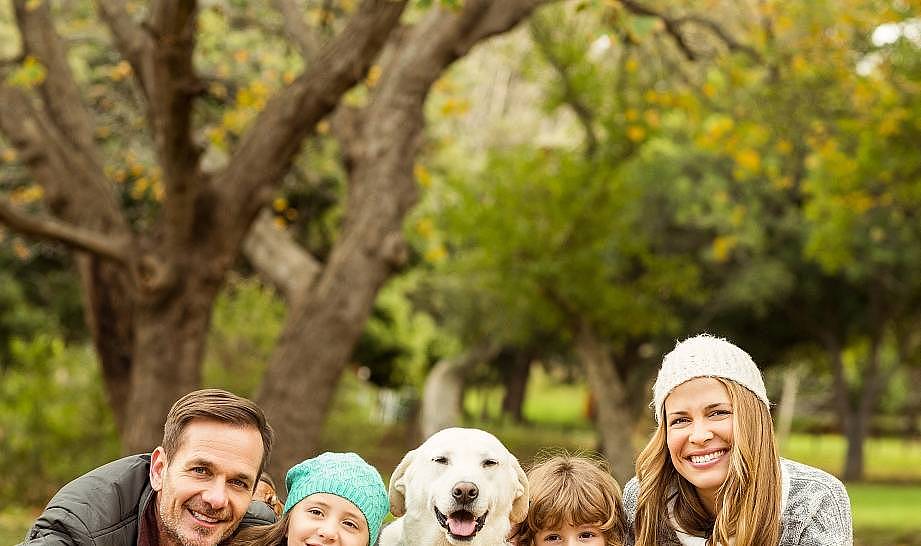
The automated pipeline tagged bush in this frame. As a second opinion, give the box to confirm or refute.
[0,336,119,507]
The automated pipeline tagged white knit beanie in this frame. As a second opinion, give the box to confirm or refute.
[652,334,769,423]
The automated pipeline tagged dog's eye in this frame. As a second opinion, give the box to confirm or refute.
[482,459,498,467]
[432,456,449,464]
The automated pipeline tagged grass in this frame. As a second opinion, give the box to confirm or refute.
[780,434,921,482]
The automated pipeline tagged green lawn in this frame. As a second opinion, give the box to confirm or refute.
[780,434,921,482]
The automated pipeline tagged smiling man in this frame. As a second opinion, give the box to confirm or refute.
[21,389,276,546]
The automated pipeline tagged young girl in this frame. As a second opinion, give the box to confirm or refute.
[514,454,629,546]
[230,452,389,546]
[625,334,853,546]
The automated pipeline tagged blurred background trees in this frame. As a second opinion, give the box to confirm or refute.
[2,0,921,540]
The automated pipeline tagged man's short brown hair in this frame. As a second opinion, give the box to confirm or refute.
[162,389,275,480]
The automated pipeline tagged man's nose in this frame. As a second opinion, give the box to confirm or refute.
[200,481,229,510]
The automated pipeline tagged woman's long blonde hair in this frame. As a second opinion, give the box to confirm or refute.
[633,378,781,546]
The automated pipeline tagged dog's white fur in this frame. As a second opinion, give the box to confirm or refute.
[378,427,528,546]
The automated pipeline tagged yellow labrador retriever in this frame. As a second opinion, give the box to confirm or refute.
[379,428,529,546]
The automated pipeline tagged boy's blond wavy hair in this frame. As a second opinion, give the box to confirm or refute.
[633,378,781,546]
[515,453,628,546]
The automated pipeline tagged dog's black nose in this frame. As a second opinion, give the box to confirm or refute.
[452,482,479,503]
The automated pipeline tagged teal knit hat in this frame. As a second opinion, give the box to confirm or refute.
[283,452,389,544]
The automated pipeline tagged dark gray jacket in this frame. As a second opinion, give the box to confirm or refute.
[20,454,275,546]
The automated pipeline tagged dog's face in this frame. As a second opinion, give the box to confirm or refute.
[389,428,528,545]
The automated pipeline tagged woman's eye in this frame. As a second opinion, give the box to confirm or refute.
[432,456,449,464]
[669,417,689,426]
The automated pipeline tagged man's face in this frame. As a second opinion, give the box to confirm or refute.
[150,419,264,546]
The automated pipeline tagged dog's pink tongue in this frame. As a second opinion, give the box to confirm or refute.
[447,517,477,537]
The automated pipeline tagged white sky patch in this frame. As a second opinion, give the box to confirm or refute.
[588,34,613,60]
[872,18,921,47]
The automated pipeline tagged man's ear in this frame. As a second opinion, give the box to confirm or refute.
[150,447,168,492]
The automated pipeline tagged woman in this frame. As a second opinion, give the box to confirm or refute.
[624,334,852,546]
[230,451,389,546]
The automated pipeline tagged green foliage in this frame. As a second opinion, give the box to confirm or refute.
[0,337,119,507]
[203,276,285,396]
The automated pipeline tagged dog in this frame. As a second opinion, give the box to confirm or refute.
[378,427,529,546]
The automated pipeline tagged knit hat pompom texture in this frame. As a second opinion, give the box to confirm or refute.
[284,452,389,544]
[653,334,770,423]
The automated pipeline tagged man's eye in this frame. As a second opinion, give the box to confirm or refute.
[191,467,208,474]
[230,479,247,488]
[432,456,449,464]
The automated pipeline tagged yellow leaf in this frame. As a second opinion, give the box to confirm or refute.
[316,120,330,135]
[424,244,447,264]
[25,0,42,11]
[702,83,717,98]
[273,217,287,230]
[366,65,382,88]
[733,148,761,175]
[711,235,737,263]
[13,239,32,260]
[1,148,16,162]
[625,58,639,73]
[233,49,249,63]
[440,97,470,117]
[415,218,434,239]
[110,61,132,81]
[625,109,639,121]
[626,125,646,142]
[7,55,47,88]
[273,197,288,212]
[643,109,660,128]
[414,164,432,188]
[285,208,298,221]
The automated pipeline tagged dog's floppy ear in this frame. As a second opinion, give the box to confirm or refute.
[388,448,416,517]
[509,455,530,524]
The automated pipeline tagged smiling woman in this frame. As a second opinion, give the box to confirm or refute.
[622,334,854,546]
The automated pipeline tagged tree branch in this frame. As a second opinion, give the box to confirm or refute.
[272,0,322,59]
[12,0,100,156]
[216,0,408,227]
[529,17,598,158]
[618,0,761,62]
[96,0,155,99]
[242,209,321,304]
[0,199,130,264]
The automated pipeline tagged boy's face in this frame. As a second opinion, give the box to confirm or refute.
[534,523,605,546]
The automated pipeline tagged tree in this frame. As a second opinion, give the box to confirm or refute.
[0,0,558,478]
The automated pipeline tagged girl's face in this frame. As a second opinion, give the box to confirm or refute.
[535,523,606,546]
[664,377,734,514]
[286,492,369,546]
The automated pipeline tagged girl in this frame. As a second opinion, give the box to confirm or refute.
[625,334,853,546]
[514,454,629,546]
[230,451,389,546]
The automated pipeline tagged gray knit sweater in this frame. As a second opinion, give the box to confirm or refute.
[622,458,853,546]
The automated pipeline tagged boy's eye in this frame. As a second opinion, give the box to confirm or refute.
[579,531,597,539]
[541,533,561,542]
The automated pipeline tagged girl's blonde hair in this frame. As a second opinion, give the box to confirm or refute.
[634,378,781,546]
[516,453,628,546]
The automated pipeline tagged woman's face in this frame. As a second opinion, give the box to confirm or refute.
[664,377,734,513]
[286,492,369,546]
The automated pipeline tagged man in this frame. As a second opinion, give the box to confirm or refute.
[21,389,277,546]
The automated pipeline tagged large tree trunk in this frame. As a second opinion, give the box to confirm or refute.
[501,350,531,424]
[775,365,800,449]
[574,321,635,484]
[257,0,556,481]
